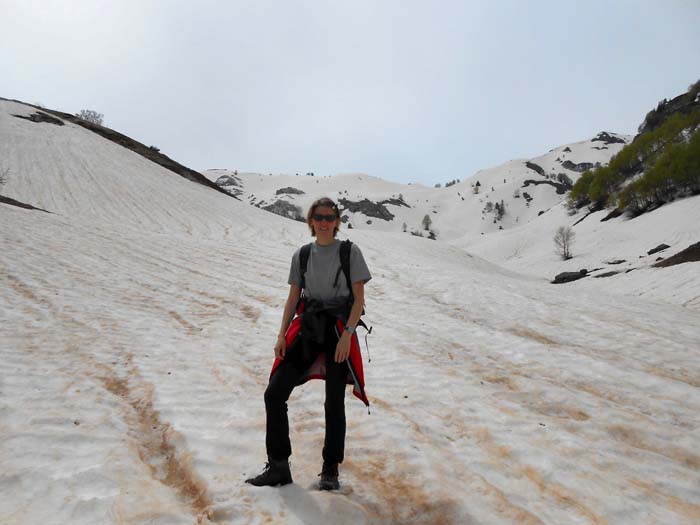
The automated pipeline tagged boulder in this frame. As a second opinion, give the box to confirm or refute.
[552,269,588,284]
[647,243,670,255]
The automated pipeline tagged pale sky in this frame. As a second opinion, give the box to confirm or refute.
[2,0,699,186]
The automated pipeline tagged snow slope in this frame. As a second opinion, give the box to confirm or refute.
[2,99,700,525]
[459,194,700,309]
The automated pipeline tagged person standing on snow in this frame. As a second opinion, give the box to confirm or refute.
[246,197,372,490]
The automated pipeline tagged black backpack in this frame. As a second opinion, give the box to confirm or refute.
[299,239,354,301]
[298,240,371,351]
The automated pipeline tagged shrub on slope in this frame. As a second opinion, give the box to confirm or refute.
[568,83,700,215]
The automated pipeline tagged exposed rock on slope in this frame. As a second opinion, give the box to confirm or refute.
[205,132,629,239]
[592,131,626,145]
[338,198,396,221]
[522,179,571,195]
[275,187,305,195]
[378,196,411,208]
[654,242,700,267]
[552,269,588,284]
[638,80,700,135]
[13,111,64,126]
[560,160,600,173]
[0,195,51,213]
[260,200,304,222]
[215,174,243,196]
[525,161,545,176]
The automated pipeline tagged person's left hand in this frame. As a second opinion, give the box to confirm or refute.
[335,332,351,362]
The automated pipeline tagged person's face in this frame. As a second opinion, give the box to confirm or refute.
[312,206,338,238]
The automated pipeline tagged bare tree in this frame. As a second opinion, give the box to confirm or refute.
[0,167,8,187]
[76,109,104,125]
[422,214,432,231]
[554,226,575,260]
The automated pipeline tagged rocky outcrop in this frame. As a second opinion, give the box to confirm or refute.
[0,195,52,213]
[600,208,623,222]
[13,111,64,126]
[594,271,620,278]
[561,160,600,173]
[378,196,410,208]
[638,81,700,135]
[215,174,243,196]
[592,132,626,145]
[653,242,700,267]
[260,200,305,222]
[647,244,670,256]
[338,198,395,221]
[522,179,570,195]
[525,161,545,176]
[215,174,242,187]
[275,187,305,195]
[552,269,588,284]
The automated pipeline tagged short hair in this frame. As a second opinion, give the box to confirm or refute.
[306,197,341,237]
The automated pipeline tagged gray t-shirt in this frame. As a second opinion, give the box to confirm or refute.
[288,240,372,302]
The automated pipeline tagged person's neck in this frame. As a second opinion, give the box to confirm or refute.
[315,237,336,247]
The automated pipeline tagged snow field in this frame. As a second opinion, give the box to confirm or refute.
[2,99,699,524]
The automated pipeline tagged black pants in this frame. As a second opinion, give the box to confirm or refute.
[264,320,347,464]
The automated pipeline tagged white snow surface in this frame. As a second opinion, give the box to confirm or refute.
[2,99,700,525]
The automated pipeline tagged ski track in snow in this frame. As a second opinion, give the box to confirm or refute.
[1,100,700,524]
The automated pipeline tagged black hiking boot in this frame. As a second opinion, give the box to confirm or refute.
[245,459,293,487]
[318,462,340,491]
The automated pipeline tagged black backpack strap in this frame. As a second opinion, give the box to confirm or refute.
[299,243,312,292]
[338,240,353,301]
[337,239,372,364]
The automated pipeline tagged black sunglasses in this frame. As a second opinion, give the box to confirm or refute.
[312,213,337,222]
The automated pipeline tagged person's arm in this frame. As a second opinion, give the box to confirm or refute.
[335,280,365,362]
[274,283,302,359]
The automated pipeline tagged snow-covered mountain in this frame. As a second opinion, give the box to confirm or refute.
[2,97,700,525]
[204,131,630,241]
[203,131,700,298]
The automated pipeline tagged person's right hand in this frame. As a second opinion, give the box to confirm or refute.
[274,335,286,360]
